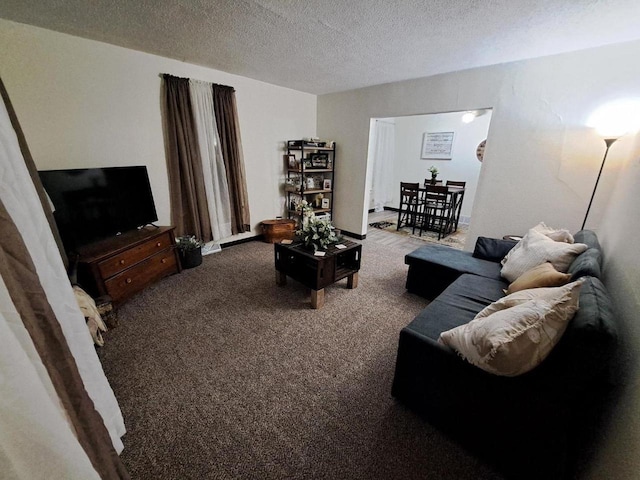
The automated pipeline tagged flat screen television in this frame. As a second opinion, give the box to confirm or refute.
[39,166,158,251]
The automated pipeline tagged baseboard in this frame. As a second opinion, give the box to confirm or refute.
[368,206,399,213]
[341,230,366,240]
[221,235,264,248]
[221,231,370,245]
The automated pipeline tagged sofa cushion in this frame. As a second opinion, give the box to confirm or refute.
[501,229,588,282]
[405,274,507,341]
[439,281,584,377]
[406,244,503,280]
[506,262,571,294]
[553,276,618,386]
[473,237,517,262]
[568,248,602,280]
[574,230,601,251]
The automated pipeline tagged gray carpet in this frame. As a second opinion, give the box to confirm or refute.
[98,240,503,479]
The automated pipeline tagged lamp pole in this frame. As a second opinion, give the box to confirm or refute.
[581,137,618,230]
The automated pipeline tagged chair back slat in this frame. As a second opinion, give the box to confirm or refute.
[446,180,466,187]
[424,179,443,187]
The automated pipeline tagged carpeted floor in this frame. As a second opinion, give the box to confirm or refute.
[98,240,503,479]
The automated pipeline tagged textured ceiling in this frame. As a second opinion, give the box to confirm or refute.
[2,0,640,94]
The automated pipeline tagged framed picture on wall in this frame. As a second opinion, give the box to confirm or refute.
[421,132,454,159]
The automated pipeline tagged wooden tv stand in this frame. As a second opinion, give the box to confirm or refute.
[76,226,181,306]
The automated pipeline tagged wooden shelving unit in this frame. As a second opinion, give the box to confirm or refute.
[284,140,336,222]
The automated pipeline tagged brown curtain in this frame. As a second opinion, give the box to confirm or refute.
[161,74,212,241]
[211,84,251,234]
[0,77,69,269]
[0,198,129,479]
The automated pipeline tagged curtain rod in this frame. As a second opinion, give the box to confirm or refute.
[160,73,234,91]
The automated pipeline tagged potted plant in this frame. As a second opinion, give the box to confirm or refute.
[175,235,203,269]
[295,200,338,251]
[428,165,439,184]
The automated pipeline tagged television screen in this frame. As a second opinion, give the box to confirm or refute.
[39,166,158,251]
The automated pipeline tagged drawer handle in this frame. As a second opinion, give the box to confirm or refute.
[161,258,167,264]
[156,242,162,247]
[125,278,132,284]
[120,259,125,265]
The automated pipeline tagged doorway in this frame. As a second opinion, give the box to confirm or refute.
[365,109,492,248]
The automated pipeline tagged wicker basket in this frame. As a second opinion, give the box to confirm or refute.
[261,219,296,243]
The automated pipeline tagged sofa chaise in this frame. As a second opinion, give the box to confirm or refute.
[392,230,618,479]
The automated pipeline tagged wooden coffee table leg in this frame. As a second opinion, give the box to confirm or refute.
[311,288,325,309]
[276,270,287,286]
[347,272,359,289]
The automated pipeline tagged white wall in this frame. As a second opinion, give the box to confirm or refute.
[0,19,317,244]
[391,111,491,221]
[317,44,640,243]
[318,40,640,479]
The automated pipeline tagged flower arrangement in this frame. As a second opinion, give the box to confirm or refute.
[295,200,338,251]
[175,235,203,252]
[175,235,204,269]
[295,200,315,224]
[428,165,439,177]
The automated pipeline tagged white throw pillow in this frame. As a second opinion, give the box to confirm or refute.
[532,222,574,244]
[439,281,583,377]
[500,229,587,282]
[501,222,575,267]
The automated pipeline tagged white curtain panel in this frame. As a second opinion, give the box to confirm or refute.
[0,97,125,460]
[371,120,396,212]
[0,276,100,480]
[189,80,233,241]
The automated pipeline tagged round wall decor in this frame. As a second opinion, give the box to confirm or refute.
[476,139,486,162]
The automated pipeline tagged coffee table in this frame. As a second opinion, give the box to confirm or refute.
[274,240,362,309]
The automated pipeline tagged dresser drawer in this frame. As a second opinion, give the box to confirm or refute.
[104,248,178,303]
[98,231,174,278]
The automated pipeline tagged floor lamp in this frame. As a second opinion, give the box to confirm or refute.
[582,98,640,230]
[581,137,618,230]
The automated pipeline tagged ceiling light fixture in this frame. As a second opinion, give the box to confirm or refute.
[461,112,476,124]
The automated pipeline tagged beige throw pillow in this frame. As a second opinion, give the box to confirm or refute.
[506,262,571,295]
[439,281,583,377]
[501,229,587,282]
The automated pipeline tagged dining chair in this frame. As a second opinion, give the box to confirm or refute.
[397,182,423,230]
[446,180,466,231]
[418,184,454,239]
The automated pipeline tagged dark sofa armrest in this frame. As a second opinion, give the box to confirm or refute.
[472,236,518,262]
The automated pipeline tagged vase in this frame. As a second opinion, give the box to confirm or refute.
[430,175,437,185]
[302,242,320,252]
[179,247,203,269]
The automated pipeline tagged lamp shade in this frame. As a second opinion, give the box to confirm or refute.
[586,99,640,138]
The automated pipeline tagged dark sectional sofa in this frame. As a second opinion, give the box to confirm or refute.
[392,231,618,479]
